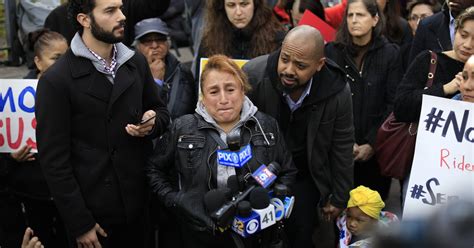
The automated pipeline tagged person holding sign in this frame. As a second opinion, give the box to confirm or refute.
[34,0,170,247]
[146,55,297,247]
[394,6,474,201]
[0,29,69,248]
[193,0,286,78]
[325,0,403,200]
[395,6,474,122]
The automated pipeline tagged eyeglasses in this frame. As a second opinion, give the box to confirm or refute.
[139,37,168,46]
[408,14,430,22]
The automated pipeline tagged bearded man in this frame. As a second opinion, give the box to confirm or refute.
[35,0,170,247]
[243,25,354,248]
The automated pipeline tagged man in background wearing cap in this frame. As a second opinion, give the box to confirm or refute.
[134,18,197,120]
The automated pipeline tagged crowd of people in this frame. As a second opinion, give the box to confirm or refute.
[1,0,473,247]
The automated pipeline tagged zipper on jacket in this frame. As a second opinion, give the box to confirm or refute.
[359,55,366,77]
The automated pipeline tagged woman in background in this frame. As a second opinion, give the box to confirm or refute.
[0,29,68,248]
[194,0,285,78]
[325,0,402,200]
[394,7,474,203]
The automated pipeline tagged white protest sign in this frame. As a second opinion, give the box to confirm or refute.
[0,79,38,153]
[403,95,474,219]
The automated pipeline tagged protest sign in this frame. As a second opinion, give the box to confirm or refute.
[298,9,336,43]
[403,95,473,219]
[0,79,38,153]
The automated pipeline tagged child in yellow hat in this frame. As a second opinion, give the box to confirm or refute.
[336,186,398,248]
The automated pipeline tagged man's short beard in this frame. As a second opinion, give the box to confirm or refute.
[277,81,307,94]
[277,74,307,94]
[90,13,125,44]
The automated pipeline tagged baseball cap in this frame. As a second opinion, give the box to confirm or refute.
[134,18,169,41]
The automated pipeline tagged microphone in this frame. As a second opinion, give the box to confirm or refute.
[270,184,294,220]
[250,187,276,230]
[216,133,252,168]
[245,162,281,189]
[203,189,227,214]
[227,132,240,151]
[211,162,281,227]
[227,175,241,196]
[231,201,261,237]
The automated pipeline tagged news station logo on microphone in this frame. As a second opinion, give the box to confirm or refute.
[232,212,260,237]
[217,144,252,168]
[252,165,277,188]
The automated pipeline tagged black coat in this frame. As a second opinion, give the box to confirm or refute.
[44,0,170,46]
[325,36,402,146]
[35,49,169,238]
[146,112,297,232]
[243,51,354,209]
[394,51,464,122]
[408,7,452,63]
[160,53,197,120]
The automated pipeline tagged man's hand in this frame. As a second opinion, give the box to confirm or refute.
[147,50,165,81]
[126,110,156,137]
[22,228,43,248]
[321,203,343,222]
[353,144,374,162]
[76,224,107,248]
[11,145,35,162]
[353,143,359,158]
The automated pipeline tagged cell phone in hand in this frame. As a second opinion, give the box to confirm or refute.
[138,115,156,125]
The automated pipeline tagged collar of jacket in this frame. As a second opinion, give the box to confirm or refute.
[265,48,348,106]
[66,49,137,79]
[194,112,259,131]
[70,33,135,78]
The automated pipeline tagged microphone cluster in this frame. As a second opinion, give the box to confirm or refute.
[204,162,295,238]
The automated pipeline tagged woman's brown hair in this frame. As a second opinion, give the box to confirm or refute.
[201,0,284,58]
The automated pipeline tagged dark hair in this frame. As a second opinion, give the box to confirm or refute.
[299,0,325,21]
[335,0,384,53]
[382,0,404,44]
[67,0,96,32]
[455,6,474,31]
[28,29,67,57]
[406,0,441,15]
[201,0,284,58]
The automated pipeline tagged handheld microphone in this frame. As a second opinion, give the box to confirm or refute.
[231,201,261,237]
[245,162,281,188]
[227,132,240,151]
[216,131,252,168]
[270,184,294,220]
[250,187,276,230]
[203,189,228,214]
[227,175,240,196]
[216,144,252,168]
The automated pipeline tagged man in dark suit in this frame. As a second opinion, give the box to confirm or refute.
[409,0,474,62]
[35,0,170,247]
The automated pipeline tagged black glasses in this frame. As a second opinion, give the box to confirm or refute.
[139,37,168,46]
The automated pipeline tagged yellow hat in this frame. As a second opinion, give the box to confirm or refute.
[347,186,385,220]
